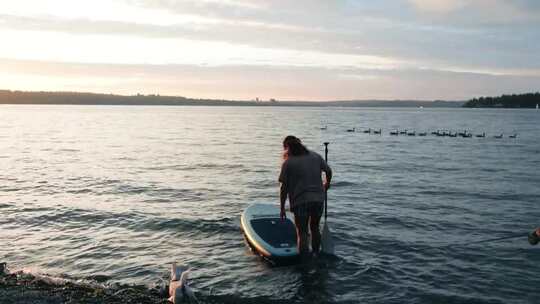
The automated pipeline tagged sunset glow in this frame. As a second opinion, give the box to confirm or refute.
[1,0,539,100]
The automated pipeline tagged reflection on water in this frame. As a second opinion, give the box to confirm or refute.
[1,105,539,303]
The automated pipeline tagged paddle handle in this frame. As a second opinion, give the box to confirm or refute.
[324,142,329,162]
[324,142,329,220]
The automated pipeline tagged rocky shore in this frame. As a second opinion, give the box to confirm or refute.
[0,263,168,304]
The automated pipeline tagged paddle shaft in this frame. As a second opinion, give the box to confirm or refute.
[324,142,329,220]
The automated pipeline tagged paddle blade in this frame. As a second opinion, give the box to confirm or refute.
[321,221,334,255]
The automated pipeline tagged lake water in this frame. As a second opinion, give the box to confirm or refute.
[1,105,539,304]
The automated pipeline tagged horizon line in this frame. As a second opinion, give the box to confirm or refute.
[0,88,467,103]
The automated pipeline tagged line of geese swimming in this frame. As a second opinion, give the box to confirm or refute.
[321,126,518,138]
[344,127,381,134]
[389,130,518,138]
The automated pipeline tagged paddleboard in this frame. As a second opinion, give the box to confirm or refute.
[241,204,299,262]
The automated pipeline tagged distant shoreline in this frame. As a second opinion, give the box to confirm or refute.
[462,92,540,108]
[0,90,463,108]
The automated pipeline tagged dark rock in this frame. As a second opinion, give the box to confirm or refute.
[0,270,169,304]
[87,274,111,283]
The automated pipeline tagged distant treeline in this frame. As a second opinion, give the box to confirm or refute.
[0,90,258,106]
[463,92,540,108]
[0,90,462,107]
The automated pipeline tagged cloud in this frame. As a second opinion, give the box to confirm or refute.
[0,0,538,99]
[2,58,539,101]
[408,0,467,13]
[0,28,406,70]
[408,0,540,24]
[3,11,538,74]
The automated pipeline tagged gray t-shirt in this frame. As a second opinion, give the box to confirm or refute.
[279,150,332,210]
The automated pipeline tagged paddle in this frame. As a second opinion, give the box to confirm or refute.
[321,142,335,255]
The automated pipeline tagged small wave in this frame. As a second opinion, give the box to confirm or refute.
[7,206,239,236]
[0,187,24,192]
[136,216,239,235]
[114,156,138,161]
[198,294,293,304]
[251,169,272,174]
[41,178,232,203]
[418,189,540,203]
[370,215,418,229]
[197,163,246,170]
[18,205,55,213]
[413,291,503,304]
[58,148,80,152]
[332,181,358,188]
[66,188,93,194]
[480,167,505,173]
[245,179,278,189]
[142,164,186,171]
[141,163,246,172]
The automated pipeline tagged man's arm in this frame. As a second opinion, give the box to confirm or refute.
[278,161,288,219]
[280,182,287,219]
[322,158,332,190]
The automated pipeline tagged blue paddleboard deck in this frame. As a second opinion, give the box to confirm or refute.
[241,204,299,263]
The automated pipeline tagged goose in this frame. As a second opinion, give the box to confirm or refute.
[407,131,416,136]
[418,132,427,136]
[449,132,457,137]
[372,129,382,135]
[509,134,517,138]
[320,125,327,130]
[390,130,399,135]
[363,128,371,134]
[399,130,407,135]
[476,132,486,138]
[346,127,355,132]
[494,134,503,139]
[431,131,438,135]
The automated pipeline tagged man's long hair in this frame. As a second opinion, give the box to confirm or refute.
[283,135,308,156]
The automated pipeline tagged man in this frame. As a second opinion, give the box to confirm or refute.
[279,135,332,259]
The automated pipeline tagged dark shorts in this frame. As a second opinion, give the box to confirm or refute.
[291,201,324,218]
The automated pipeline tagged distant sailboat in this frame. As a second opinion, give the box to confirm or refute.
[536,104,539,110]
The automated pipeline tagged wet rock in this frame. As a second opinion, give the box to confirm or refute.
[16,271,35,282]
[151,282,169,298]
[0,269,170,304]
[87,274,111,283]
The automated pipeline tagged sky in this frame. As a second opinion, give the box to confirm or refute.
[0,0,539,101]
